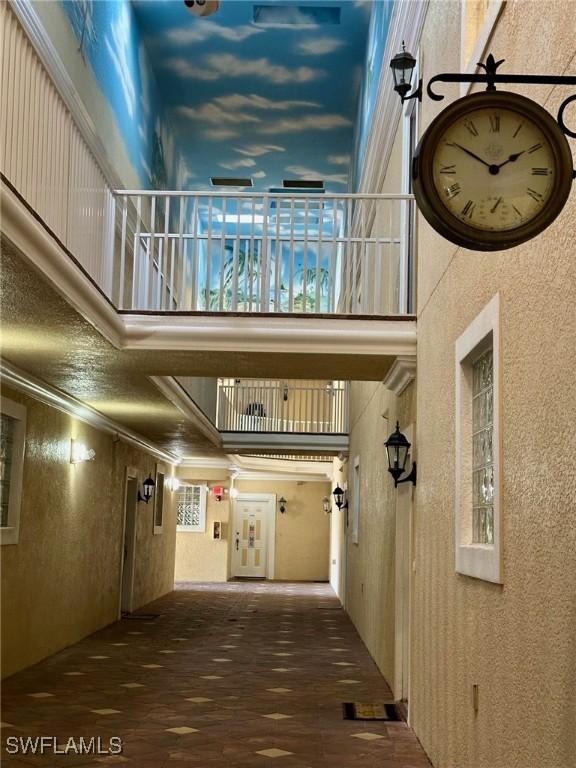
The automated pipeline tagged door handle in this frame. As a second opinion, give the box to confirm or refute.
[235,533,240,551]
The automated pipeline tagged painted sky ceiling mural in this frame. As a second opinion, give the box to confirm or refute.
[131,0,373,191]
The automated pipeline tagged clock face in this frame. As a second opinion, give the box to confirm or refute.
[432,105,556,231]
[412,91,573,251]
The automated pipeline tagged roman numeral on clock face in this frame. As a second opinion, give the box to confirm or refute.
[489,115,500,133]
[528,143,543,154]
[463,119,479,137]
[439,164,456,175]
[531,168,550,176]
[445,183,461,199]
[461,200,475,218]
[526,187,544,202]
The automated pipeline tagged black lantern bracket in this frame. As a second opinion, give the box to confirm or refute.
[395,461,417,488]
[138,474,155,504]
[426,54,576,141]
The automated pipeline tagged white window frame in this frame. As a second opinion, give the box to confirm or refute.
[1,397,26,546]
[455,293,502,583]
[351,455,360,545]
[176,484,207,533]
[460,1,506,97]
[153,465,165,535]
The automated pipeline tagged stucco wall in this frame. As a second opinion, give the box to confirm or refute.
[345,380,415,689]
[1,386,177,678]
[174,473,231,583]
[235,479,331,582]
[409,2,576,767]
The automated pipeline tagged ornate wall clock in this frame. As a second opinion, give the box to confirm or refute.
[412,91,574,251]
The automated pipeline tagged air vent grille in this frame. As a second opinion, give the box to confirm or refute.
[283,179,324,190]
[210,177,253,187]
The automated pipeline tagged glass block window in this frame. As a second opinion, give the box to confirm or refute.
[0,413,16,528]
[472,348,494,544]
[177,485,207,532]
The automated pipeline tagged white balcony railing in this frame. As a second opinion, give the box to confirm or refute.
[1,4,414,320]
[217,380,348,434]
[112,191,414,316]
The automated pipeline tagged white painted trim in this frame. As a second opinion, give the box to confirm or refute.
[357,0,428,195]
[232,472,330,483]
[383,356,417,396]
[0,396,26,545]
[455,293,502,583]
[150,377,222,448]
[231,454,333,479]
[153,464,166,535]
[179,456,235,470]
[123,315,417,356]
[232,493,276,580]
[9,0,124,191]
[0,360,180,465]
[1,181,123,348]
[351,455,360,545]
[118,466,139,617]
[460,0,506,97]
[222,432,348,453]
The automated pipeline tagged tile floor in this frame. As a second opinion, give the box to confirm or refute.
[2,582,431,767]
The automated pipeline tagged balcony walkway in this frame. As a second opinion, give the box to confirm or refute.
[2,582,431,768]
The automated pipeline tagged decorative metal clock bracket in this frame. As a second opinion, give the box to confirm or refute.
[392,50,576,144]
[428,55,576,141]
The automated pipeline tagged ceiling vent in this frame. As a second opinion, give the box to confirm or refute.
[253,5,341,26]
[283,179,325,190]
[210,177,253,188]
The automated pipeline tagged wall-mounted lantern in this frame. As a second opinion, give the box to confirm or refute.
[332,485,348,510]
[389,42,422,103]
[70,439,95,464]
[322,496,332,514]
[138,474,156,504]
[384,421,417,487]
[278,496,287,514]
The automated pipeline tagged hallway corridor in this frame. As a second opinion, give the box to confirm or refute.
[2,583,430,767]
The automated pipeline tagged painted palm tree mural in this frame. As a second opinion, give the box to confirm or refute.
[205,242,331,313]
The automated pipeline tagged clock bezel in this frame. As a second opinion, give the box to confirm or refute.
[412,90,574,251]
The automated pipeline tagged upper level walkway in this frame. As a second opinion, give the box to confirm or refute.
[0,2,416,374]
[1,581,432,767]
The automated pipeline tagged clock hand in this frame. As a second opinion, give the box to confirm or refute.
[447,142,492,167]
[490,197,503,214]
[496,150,526,169]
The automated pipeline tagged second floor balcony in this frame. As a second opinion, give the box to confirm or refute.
[112,190,415,317]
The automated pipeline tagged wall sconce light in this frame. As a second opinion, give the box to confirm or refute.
[283,384,289,402]
[384,421,417,487]
[332,485,348,510]
[389,42,422,103]
[322,496,332,514]
[70,439,95,464]
[166,477,180,493]
[278,496,287,514]
[229,487,239,500]
[138,474,155,504]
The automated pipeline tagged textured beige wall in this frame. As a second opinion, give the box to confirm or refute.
[174,476,231,583]
[1,386,177,678]
[345,381,415,688]
[235,480,331,581]
[409,3,576,767]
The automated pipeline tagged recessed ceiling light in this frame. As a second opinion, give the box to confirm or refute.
[210,177,254,187]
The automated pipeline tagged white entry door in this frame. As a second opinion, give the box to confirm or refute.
[232,499,271,578]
